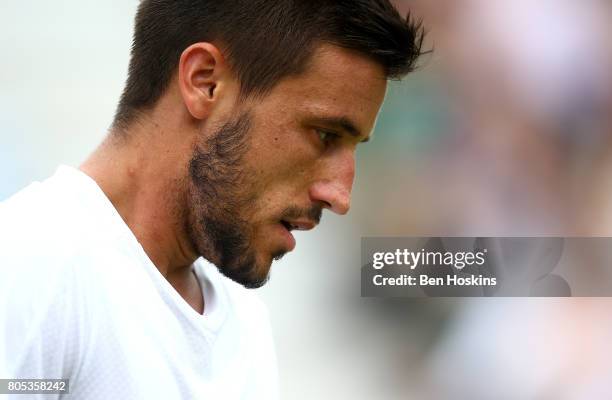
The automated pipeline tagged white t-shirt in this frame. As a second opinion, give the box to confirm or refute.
[0,166,279,400]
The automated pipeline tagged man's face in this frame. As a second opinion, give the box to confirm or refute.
[185,44,387,288]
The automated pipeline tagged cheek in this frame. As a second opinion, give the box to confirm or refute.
[241,160,310,224]
[247,138,316,189]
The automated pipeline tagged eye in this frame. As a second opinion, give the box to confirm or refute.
[316,129,341,146]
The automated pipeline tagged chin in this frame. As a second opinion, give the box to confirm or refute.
[241,248,287,288]
[237,265,271,289]
[212,235,285,289]
[218,252,273,289]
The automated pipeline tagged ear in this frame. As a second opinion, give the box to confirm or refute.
[178,43,227,120]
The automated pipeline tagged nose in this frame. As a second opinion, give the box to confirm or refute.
[308,149,355,215]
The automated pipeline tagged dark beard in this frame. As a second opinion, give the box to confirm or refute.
[186,112,268,289]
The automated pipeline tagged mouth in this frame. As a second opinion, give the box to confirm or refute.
[281,220,293,232]
[278,221,297,252]
[276,219,317,253]
[280,219,316,232]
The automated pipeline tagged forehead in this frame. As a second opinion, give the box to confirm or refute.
[255,44,388,137]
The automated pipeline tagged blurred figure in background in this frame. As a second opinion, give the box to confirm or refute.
[391,0,612,236]
[370,1,612,398]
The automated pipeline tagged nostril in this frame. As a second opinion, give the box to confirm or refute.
[309,182,349,215]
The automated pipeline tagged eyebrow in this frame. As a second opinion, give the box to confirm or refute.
[312,116,371,143]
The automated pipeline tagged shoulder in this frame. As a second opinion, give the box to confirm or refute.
[0,172,93,378]
[0,166,110,269]
[0,167,109,339]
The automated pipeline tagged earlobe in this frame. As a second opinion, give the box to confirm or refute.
[178,43,225,120]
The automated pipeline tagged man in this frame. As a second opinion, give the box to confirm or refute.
[0,0,423,398]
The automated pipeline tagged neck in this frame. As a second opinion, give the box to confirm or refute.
[80,121,204,313]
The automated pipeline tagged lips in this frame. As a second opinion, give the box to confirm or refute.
[278,222,297,251]
[280,219,316,232]
[276,218,318,252]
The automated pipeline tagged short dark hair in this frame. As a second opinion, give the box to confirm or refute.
[113,0,425,130]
